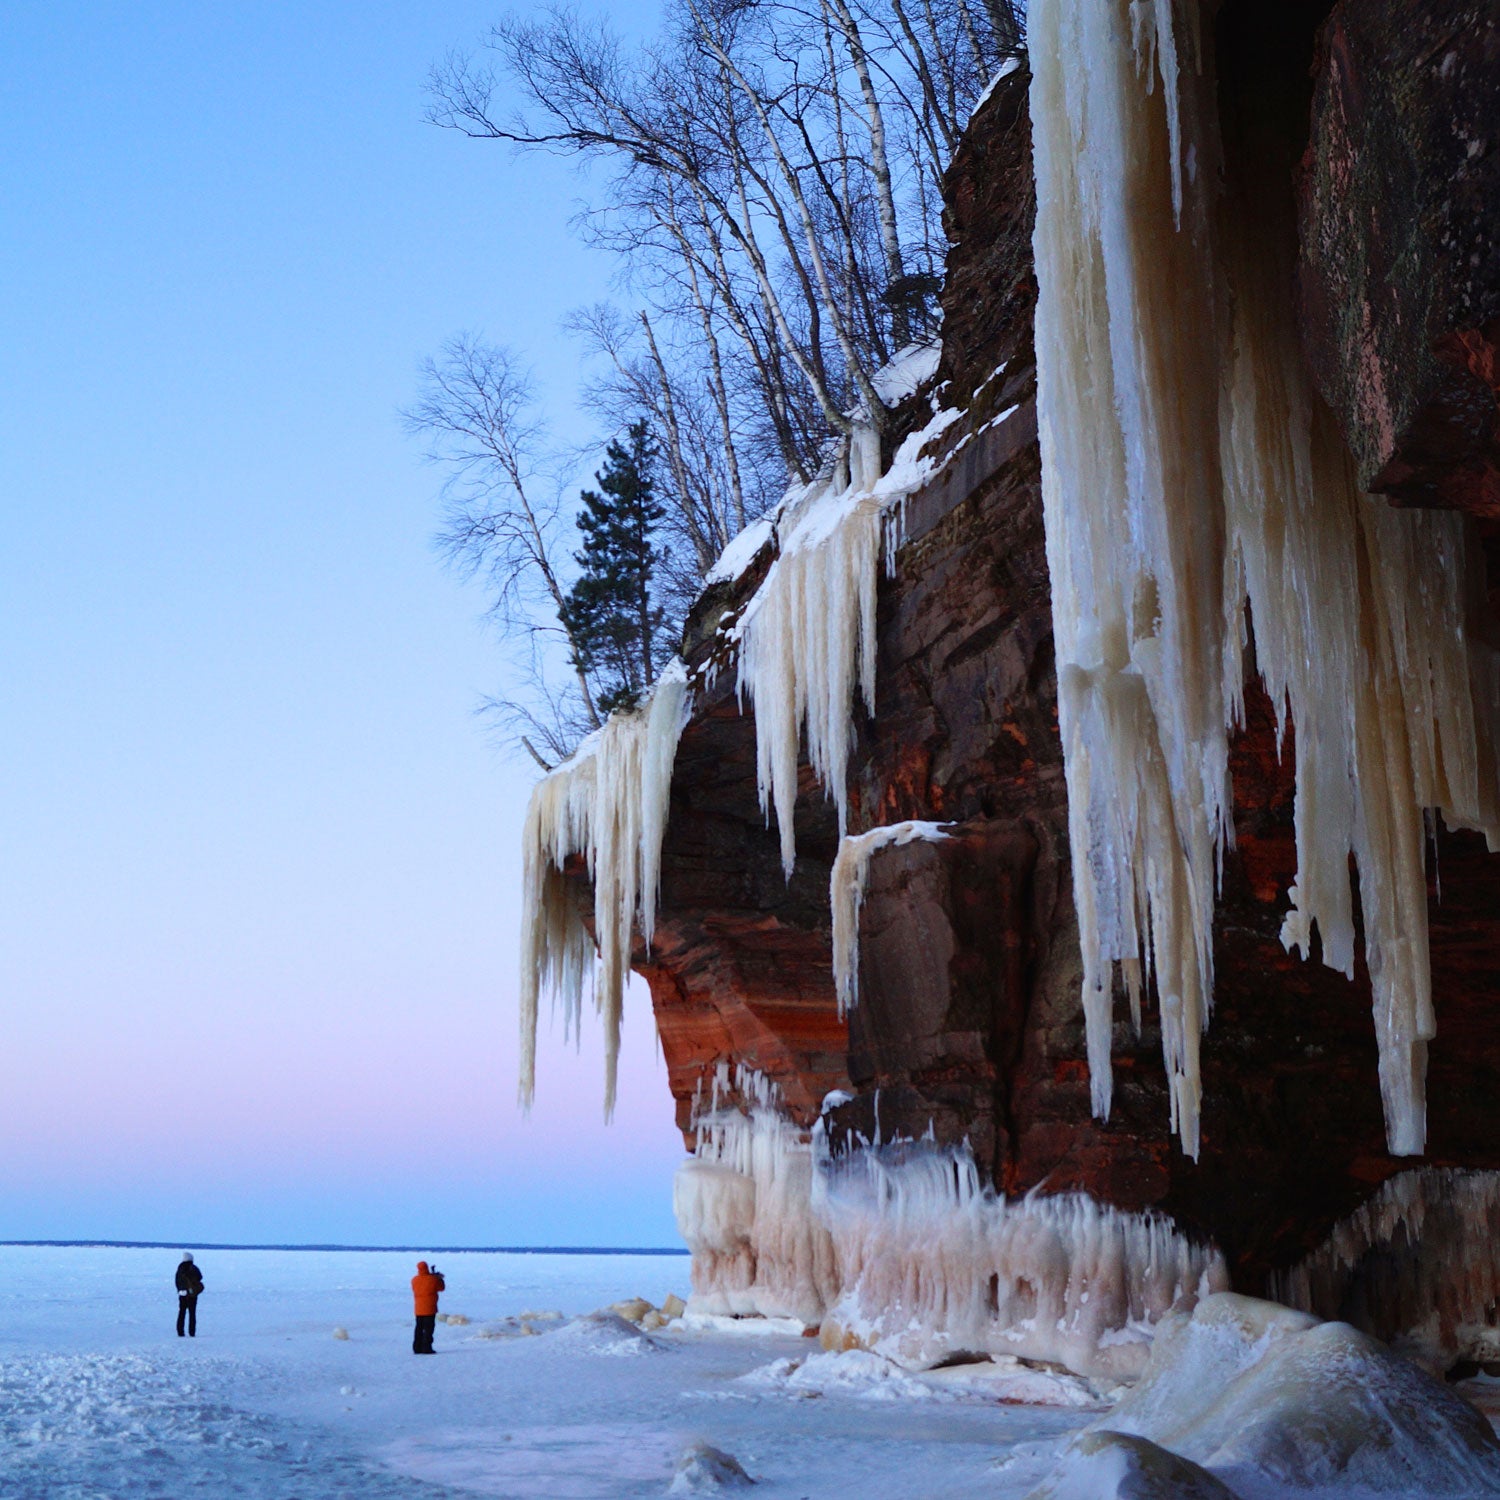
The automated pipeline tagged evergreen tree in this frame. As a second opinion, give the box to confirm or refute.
[562,421,667,714]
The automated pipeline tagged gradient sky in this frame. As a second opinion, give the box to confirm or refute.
[0,0,690,1246]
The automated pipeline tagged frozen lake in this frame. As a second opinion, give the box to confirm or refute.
[0,1245,1088,1499]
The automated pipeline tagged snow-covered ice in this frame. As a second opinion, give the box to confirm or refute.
[0,1245,1093,1499]
[7,1246,1497,1498]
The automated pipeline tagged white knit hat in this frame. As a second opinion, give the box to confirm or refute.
[181,1251,194,1263]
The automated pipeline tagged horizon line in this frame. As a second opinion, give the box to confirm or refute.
[0,1239,689,1255]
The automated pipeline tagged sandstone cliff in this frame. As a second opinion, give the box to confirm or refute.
[534,0,1500,1372]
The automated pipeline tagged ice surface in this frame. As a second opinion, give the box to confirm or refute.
[1091,1292,1500,1495]
[1027,0,1500,1158]
[0,1244,1113,1500]
[9,1246,1481,1498]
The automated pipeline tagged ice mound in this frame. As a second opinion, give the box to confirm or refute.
[740,1349,937,1401]
[918,1357,1105,1409]
[1094,1293,1500,1494]
[667,1442,755,1493]
[1026,1430,1238,1499]
[550,1311,667,1358]
[741,1348,1106,1408]
[678,1312,809,1338]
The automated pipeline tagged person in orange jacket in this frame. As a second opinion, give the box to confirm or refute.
[411,1260,445,1354]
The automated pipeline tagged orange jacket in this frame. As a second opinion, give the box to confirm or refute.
[411,1260,445,1317]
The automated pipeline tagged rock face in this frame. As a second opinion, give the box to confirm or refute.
[1298,0,1500,514]
[589,4,1500,1356]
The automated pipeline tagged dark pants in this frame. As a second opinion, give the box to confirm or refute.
[177,1293,198,1337]
[413,1313,436,1353]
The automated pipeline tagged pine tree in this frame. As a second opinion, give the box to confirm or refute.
[561,421,667,715]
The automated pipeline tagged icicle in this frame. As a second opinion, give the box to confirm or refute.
[1274,1169,1500,1370]
[674,1066,1225,1376]
[813,1138,1227,1380]
[518,663,690,1116]
[1029,0,1500,1157]
[734,401,963,877]
[830,821,951,1015]
[673,1065,839,1325]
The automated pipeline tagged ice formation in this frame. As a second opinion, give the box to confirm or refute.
[829,820,950,1014]
[733,400,962,876]
[676,1065,1225,1379]
[1274,1168,1500,1370]
[673,1065,839,1326]
[1028,0,1500,1157]
[518,663,690,1114]
[1025,1430,1237,1500]
[814,1141,1226,1381]
[1082,1292,1500,1494]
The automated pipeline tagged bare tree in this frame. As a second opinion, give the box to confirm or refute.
[405,335,602,763]
[419,0,1027,756]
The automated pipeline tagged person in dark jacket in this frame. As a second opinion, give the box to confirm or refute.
[411,1260,444,1354]
[175,1252,204,1337]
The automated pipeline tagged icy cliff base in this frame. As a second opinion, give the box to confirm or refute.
[1053,1292,1500,1497]
[1276,1168,1500,1372]
[674,1071,1224,1382]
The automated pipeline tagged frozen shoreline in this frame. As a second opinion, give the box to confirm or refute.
[5,1246,1500,1499]
[0,1245,1087,1499]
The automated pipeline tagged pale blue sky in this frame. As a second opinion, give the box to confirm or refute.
[0,0,689,1245]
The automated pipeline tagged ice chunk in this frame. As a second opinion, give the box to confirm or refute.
[1095,1292,1500,1494]
[667,1442,755,1493]
[606,1297,656,1326]
[1025,1430,1239,1500]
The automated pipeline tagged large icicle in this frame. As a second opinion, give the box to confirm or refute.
[829,820,951,1014]
[733,395,961,876]
[1029,0,1500,1157]
[518,663,690,1115]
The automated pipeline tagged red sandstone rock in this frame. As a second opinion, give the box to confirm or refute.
[1298,0,1500,512]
